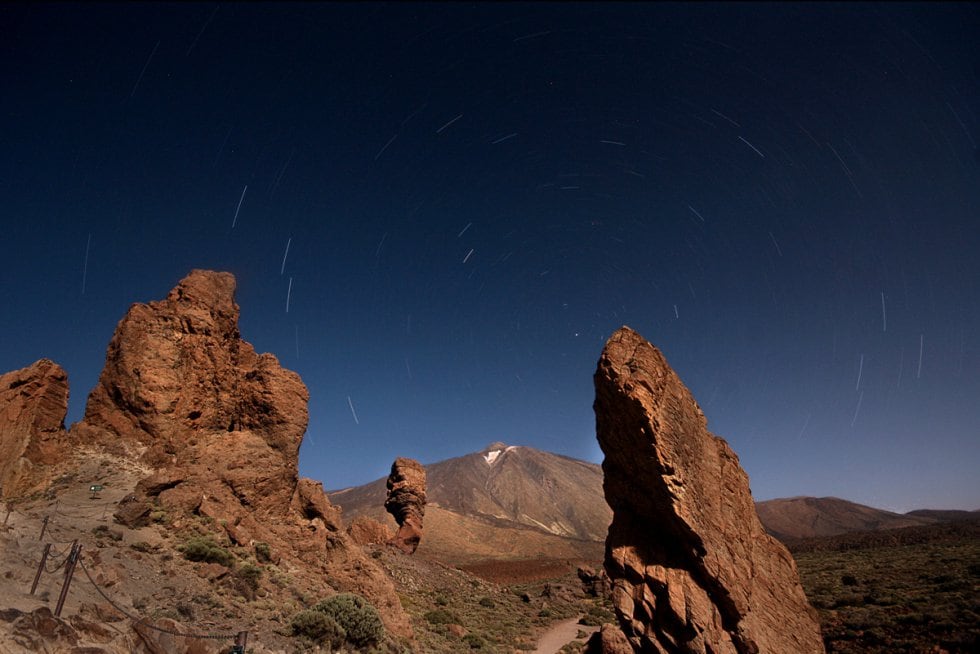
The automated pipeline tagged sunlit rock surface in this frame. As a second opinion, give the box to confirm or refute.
[593,326,824,653]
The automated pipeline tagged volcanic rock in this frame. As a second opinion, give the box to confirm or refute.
[348,516,394,546]
[0,359,69,499]
[71,270,411,640]
[584,624,634,654]
[593,326,824,653]
[384,457,426,554]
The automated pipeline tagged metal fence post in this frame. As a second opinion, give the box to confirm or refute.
[231,631,248,653]
[39,515,49,540]
[54,543,81,617]
[30,543,51,595]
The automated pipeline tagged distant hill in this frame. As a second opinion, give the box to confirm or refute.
[905,508,980,523]
[330,445,973,561]
[755,496,939,541]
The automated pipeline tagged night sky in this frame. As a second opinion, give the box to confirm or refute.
[2,3,978,512]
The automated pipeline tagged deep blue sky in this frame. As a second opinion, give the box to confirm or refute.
[2,3,978,512]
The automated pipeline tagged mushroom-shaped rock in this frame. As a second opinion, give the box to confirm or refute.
[384,457,427,554]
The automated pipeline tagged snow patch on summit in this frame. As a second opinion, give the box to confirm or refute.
[484,445,519,465]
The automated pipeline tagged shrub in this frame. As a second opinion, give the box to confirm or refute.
[179,536,235,567]
[463,633,488,649]
[313,593,386,648]
[254,542,272,563]
[290,609,346,648]
[841,574,858,586]
[579,604,615,626]
[229,562,263,599]
[424,609,457,625]
[478,597,495,608]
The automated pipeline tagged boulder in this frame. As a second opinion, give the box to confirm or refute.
[384,457,426,554]
[584,624,634,654]
[0,359,69,498]
[593,326,824,653]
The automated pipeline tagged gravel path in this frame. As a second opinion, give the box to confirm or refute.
[533,616,598,654]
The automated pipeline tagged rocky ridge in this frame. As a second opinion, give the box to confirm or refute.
[591,326,824,653]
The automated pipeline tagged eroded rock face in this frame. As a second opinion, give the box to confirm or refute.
[593,327,824,653]
[0,359,69,498]
[348,516,394,546]
[74,270,411,640]
[384,457,426,554]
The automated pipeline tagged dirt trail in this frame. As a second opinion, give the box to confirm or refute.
[533,616,598,654]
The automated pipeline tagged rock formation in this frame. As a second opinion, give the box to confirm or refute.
[347,516,394,546]
[593,326,824,653]
[72,270,410,639]
[0,359,69,499]
[384,457,426,554]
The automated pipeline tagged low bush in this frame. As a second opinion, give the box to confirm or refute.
[290,609,346,648]
[424,609,457,625]
[312,593,386,648]
[254,542,272,563]
[179,536,235,567]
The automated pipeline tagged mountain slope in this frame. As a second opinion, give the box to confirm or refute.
[330,443,611,542]
[754,496,935,540]
[329,443,610,564]
[331,445,972,560]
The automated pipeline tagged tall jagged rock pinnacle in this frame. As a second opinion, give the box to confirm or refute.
[0,359,69,499]
[592,326,824,653]
[73,270,411,639]
[384,457,427,554]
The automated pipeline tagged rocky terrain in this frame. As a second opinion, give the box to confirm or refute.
[331,446,969,567]
[0,270,412,652]
[590,326,824,653]
[3,274,973,654]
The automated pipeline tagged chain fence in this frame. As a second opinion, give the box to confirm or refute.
[5,500,247,649]
[77,557,242,641]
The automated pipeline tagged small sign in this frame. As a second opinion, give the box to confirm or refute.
[89,485,103,493]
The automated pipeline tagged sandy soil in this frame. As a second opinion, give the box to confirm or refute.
[533,615,598,654]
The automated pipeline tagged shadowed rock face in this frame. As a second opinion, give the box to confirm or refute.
[385,457,426,554]
[72,270,411,640]
[593,326,824,653]
[0,359,69,498]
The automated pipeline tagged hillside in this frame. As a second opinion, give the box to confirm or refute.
[332,448,975,555]
[755,496,936,541]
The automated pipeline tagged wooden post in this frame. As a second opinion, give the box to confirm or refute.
[231,631,248,653]
[54,543,81,617]
[39,516,49,540]
[3,503,10,526]
[30,543,51,595]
